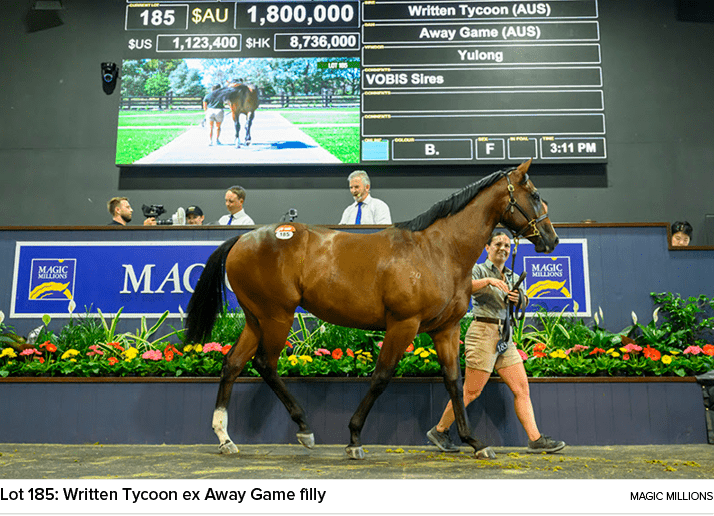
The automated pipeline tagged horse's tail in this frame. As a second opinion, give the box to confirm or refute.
[185,235,242,343]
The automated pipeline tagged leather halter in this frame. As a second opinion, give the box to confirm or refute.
[501,169,549,240]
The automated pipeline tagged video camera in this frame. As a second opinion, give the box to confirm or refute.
[142,204,186,225]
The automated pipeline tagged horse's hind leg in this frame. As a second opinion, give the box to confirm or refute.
[244,111,255,145]
[251,319,314,448]
[213,319,260,454]
[231,106,242,147]
[432,326,495,459]
[346,318,419,459]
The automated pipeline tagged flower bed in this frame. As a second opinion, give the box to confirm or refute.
[1,292,713,379]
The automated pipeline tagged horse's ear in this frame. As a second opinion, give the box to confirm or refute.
[517,159,532,174]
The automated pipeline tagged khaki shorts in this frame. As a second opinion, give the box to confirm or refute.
[206,108,224,123]
[464,320,523,373]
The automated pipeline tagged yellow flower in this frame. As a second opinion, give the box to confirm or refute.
[419,351,430,358]
[429,349,437,355]
[606,348,614,354]
[123,347,139,361]
[669,350,680,355]
[183,344,194,353]
[424,359,430,364]
[549,349,567,359]
[288,355,298,365]
[611,352,620,358]
[61,349,79,360]
[662,355,672,365]
[299,355,313,364]
[1,348,17,359]
[414,347,425,355]
[194,344,203,353]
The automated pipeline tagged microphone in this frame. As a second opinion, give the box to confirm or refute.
[281,208,298,222]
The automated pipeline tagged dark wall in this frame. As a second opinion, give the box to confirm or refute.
[1,0,713,242]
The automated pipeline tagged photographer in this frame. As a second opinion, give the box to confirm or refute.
[108,197,156,226]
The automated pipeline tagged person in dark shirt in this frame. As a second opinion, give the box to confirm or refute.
[107,197,155,226]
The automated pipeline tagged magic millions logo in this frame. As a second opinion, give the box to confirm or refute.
[28,258,77,300]
[524,256,576,309]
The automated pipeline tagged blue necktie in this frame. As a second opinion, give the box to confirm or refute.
[228,214,233,225]
[355,202,363,225]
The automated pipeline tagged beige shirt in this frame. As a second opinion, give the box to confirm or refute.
[471,259,526,319]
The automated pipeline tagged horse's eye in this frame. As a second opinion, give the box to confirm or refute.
[532,191,541,202]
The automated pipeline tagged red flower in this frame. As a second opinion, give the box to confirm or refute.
[332,348,344,360]
[221,345,232,355]
[533,351,547,358]
[534,343,546,352]
[38,357,45,364]
[346,348,354,357]
[376,341,383,348]
[702,344,714,356]
[643,346,661,361]
[406,343,414,353]
[40,341,57,353]
[106,342,125,352]
[623,353,630,361]
[163,344,184,362]
[108,357,119,366]
[589,348,606,355]
[285,340,293,349]
[517,349,528,361]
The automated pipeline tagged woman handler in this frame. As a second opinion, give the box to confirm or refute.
[427,231,566,455]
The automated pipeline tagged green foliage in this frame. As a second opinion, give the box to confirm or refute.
[650,292,714,349]
[2,293,714,379]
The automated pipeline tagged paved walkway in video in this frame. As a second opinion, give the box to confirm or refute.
[135,110,342,165]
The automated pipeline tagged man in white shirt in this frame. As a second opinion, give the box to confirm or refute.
[338,170,392,225]
[218,185,255,225]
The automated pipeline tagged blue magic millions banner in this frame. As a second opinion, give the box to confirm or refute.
[11,241,232,318]
[476,238,591,316]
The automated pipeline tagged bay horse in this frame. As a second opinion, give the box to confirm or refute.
[185,159,558,459]
[218,81,259,147]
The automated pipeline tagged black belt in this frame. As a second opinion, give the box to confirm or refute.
[475,316,501,325]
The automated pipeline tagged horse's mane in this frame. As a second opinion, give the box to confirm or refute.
[394,168,509,232]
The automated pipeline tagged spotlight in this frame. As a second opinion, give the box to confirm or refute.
[101,62,119,95]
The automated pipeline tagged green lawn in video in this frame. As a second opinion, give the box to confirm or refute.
[116,107,360,164]
[280,108,359,163]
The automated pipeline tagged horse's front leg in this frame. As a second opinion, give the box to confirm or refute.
[213,321,260,454]
[244,111,255,146]
[346,318,419,460]
[432,326,495,459]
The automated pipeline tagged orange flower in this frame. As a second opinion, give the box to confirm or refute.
[346,348,354,357]
[332,348,343,360]
[643,346,661,361]
[108,357,119,365]
[534,343,546,352]
[40,341,57,353]
[406,343,414,353]
[221,344,232,355]
[702,344,714,356]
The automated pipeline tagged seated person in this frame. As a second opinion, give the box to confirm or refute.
[186,206,204,225]
[671,221,693,247]
[108,197,155,226]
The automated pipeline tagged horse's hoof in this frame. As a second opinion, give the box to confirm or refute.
[345,445,365,460]
[297,432,315,449]
[218,441,239,455]
[474,447,496,460]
